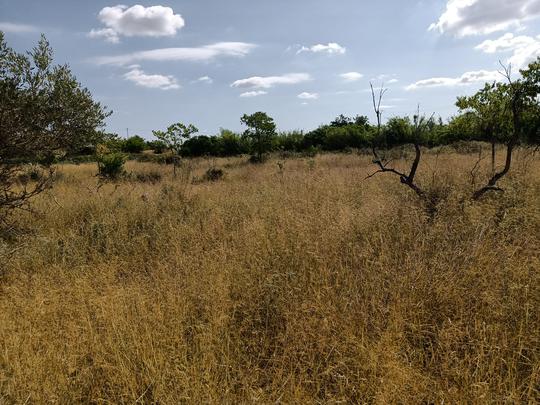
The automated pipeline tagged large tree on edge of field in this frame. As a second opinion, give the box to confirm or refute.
[0,32,111,223]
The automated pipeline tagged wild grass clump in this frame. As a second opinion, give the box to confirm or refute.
[0,151,538,403]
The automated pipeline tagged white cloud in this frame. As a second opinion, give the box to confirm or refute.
[340,72,364,82]
[239,91,267,98]
[89,5,185,42]
[93,42,256,65]
[297,92,319,100]
[0,22,36,33]
[298,43,346,55]
[372,74,399,83]
[123,67,180,90]
[231,73,311,89]
[475,33,540,68]
[429,0,540,37]
[88,28,120,44]
[196,76,213,84]
[406,70,501,90]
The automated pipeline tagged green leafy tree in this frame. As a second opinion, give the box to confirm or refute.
[471,60,539,199]
[0,32,110,221]
[217,128,246,156]
[240,112,276,162]
[122,135,146,154]
[456,82,511,173]
[146,140,167,154]
[152,122,198,176]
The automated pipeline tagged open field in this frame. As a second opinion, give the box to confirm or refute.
[1,149,539,403]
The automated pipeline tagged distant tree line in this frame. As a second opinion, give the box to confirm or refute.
[102,86,539,160]
[1,31,539,220]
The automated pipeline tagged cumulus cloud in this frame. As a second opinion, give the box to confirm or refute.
[406,70,501,90]
[0,22,37,33]
[298,43,346,55]
[231,73,311,89]
[297,92,319,100]
[123,67,180,90]
[340,72,364,82]
[429,0,540,37]
[475,33,540,68]
[93,42,256,65]
[239,91,268,98]
[89,5,185,42]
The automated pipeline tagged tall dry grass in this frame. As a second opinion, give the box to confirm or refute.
[0,149,539,404]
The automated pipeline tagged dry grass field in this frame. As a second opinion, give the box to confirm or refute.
[1,148,539,404]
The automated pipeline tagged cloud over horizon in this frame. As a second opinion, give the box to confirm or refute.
[406,70,501,90]
[231,73,312,89]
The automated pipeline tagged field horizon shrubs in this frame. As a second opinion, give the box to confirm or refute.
[0,149,538,403]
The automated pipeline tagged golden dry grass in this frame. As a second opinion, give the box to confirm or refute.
[1,149,539,404]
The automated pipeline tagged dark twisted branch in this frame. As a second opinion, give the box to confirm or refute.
[368,84,432,201]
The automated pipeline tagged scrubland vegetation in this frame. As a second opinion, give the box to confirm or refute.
[1,150,539,403]
[1,33,540,403]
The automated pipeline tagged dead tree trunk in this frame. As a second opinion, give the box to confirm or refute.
[367,84,436,212]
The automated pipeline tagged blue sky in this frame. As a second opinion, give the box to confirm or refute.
[1,0,540,138]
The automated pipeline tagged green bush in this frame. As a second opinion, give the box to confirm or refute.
[122,136,146,154]
[97,153,126,179]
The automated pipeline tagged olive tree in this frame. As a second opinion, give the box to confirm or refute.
[0,32,110,222]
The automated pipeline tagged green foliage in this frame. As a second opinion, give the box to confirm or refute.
[0,33,111,160]
[122,135,146,154]
[274,131,304,152]
[152,122,198,175]
[456,82,512,144]
[218,129,248,156]
[182,135,218,157]
[152,123,199,156]
[520,58,540,144]
[146,140,167,154]
[97,152,126,180]
[241,112,276,161]
[0,32,110,220]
